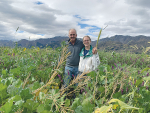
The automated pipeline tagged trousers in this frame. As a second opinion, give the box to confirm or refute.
[63,66,78,87]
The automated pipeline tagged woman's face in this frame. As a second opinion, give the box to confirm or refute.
[83,36,91,47]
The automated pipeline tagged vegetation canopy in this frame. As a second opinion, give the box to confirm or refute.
[0,40,150,113]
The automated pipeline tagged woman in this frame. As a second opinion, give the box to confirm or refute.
[78,36,100,74]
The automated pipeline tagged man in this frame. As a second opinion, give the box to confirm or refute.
[64,28,97,87]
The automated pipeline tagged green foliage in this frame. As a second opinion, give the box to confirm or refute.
[20,88,33,101]
[23,99,39,112]
[65,99,70,107]
[71,98,81,110]
[81,97,95,113]
[0,83,8,105]
[109,99,139,111]
[0,99,13,113]
[0,46,150,113]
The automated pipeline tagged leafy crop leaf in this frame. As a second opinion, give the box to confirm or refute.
[71,98,81,110]
[143,76,150,81]
[7,85,19,96]
[98,66,106,75]
[75,105,82,113]
[23,99,39,112]
[10,67,21,76]
[33,81,41,90]
[98,87,105,92]
[0,83,7,92]
[0,83,8,101]
[87,71,96,79]
[41,110,52,113]
[106,65,111,72]
[135,79,143,86]
[65,99,70,107]
[81,98,94,113]
[113,92,122,98]
[45,99,53,105]
[1,77,14,86]
[108,99,139,111]
[20,88,33,101]
[15,100,24,107]
[37,104,45,113]
[12,79,22,88]
[11,95,22,101]
[141,68,150,73]
[95,104,112,113]
[39,92,45,100]
[44,99,53,111]
[95,98,103,107]
[2,69,6,75]
[0,99,13,113]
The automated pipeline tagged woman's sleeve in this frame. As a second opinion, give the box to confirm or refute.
[92,53,100,70]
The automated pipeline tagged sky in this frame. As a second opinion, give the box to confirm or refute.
[0,0,150,41]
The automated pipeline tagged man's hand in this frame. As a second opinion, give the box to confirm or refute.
[92,47,97,54]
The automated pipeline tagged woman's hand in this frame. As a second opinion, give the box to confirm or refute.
[92,47,97,54]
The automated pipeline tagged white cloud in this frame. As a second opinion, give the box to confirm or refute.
[0,0,150,41]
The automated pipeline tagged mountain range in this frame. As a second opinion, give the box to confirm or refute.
[0,35,150,54]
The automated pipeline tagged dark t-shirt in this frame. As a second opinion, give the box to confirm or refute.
[84,49,89,56]
[66,39,84,67]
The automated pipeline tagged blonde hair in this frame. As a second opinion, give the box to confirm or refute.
[83,35,91,41]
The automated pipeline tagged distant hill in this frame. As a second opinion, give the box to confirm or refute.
[0,40,15,47]
[95,35,150,54]
[17,36,69,48]
[0,35,150,54]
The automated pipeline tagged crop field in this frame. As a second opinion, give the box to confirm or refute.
[0,43,150,113]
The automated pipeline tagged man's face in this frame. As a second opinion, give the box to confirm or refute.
[68,29,77,42]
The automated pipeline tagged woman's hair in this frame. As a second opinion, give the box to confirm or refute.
[83,35,91,41]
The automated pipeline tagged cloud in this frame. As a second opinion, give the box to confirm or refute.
[0,0,150,41]
[125,0,150,8]
[35,1,44,5]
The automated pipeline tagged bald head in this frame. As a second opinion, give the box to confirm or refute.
[68,28,77,44]
[69,28,77,34]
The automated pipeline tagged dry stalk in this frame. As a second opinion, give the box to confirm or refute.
[110,80,118,99]
[60,71,90,96]
[22,72,31,89]
[96,71,120,100]
[15,109,23,113]
[108,63,134,96]
[33,45,71,94]
[103,66,131,103]
[60,106,74,113]
[47,94,73,113]
[144,47,150,54]
[51,97,60,112]
[118,77,125,92]
[105,77,107,96]
[66,76,90,96]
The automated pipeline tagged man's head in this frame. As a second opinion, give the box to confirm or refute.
[68,28,77,43]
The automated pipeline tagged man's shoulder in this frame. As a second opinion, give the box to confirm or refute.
[65,38,83,46]
[65,39,70,45]
[76,38,83,43]
[76,38,84,46]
